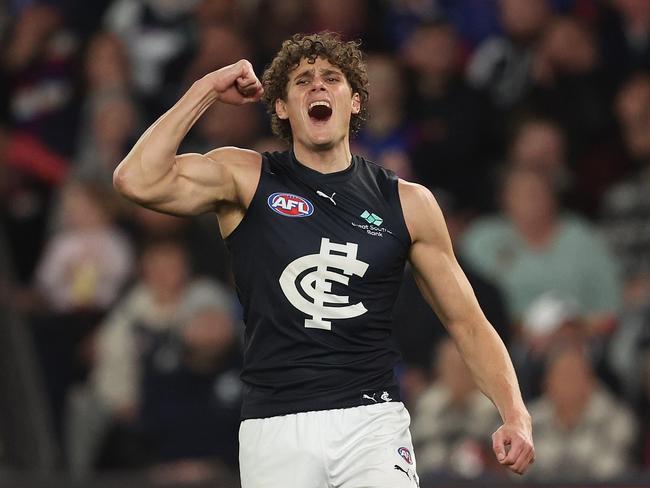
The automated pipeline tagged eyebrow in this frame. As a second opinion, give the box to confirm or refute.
[292,67,343,81]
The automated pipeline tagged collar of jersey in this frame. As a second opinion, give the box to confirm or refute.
[290,149,357,184]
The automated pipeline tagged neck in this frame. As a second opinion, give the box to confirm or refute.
[554,390,591,431]
[292,139,352,174]
[514,216,557,248]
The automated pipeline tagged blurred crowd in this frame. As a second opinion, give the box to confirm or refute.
[1,0,650,485]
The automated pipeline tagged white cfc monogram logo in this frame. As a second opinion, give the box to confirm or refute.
[279,238,369,330]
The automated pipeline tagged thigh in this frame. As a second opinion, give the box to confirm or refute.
[329,403,420,488]
[239,415,329,488]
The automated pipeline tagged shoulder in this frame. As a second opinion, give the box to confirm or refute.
[397,180,446,244]
[398,179,436,209]
[560,214,605,242]
[204,146,262,173]
[463,216,510,242]
[467,36,511,82]
[602,178,646,214]
[203,146,263,205]
[590,387,636,428]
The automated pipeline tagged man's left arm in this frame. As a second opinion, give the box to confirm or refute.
[399,180,535,475]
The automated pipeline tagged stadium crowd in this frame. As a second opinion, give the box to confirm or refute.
[1,0,650,485]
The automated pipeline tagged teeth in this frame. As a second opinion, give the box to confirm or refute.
[309,101,331,110]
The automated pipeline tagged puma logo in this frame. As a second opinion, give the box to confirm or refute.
[316,190,337,206]
[362,393,377,403]
[394,465,409,478]
[394,465,419,486]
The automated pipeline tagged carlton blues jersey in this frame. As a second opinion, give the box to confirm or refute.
[226,150,412,419]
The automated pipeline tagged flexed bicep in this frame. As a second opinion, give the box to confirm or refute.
[117,147,261,217]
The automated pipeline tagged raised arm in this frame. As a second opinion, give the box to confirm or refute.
[113,59,263,217]
[399,180,535,475]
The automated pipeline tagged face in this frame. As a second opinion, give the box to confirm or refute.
[502,169,556,227]
[616,77,650,159]
[404,25,459,77]
[366,55,403,113]
[62,183,108,230]
[510,121,566,174]
[545,347,593,410]
[141,244,189,299]
[499,0,549,39]
[275,57,361,150]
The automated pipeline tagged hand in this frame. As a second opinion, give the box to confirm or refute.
[204,59,264,105]
[492,415,535,475]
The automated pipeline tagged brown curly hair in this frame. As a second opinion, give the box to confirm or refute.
[261,32,369,144]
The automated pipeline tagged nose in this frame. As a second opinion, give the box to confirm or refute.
[310,78,326,91]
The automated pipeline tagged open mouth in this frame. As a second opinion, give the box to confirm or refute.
[308,101,332,123]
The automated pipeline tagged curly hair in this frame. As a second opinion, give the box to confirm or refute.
[261,32,369,144]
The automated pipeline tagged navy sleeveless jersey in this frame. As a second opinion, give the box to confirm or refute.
[226,150,412,419]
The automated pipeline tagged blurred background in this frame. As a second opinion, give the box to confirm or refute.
[1,0,650,487]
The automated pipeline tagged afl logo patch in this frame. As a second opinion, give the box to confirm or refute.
[268,193,314,217]
[398,447,413,465]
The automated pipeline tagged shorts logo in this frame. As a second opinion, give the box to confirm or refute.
[398,447,413,465]
[268,193,314,217]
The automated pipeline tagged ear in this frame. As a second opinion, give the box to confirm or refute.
[275,98,289,120]
[351,93,361,115]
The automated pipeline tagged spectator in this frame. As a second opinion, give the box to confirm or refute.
[526,16,621,214]
[66,238,240,479]
[411,338,500,479]
[467,0,552,110]
[1,3,81,157]
[29,178,133,437]
[124,202,232,287]
[461,165,622,325]
[83,31,131,94]
[73,31,139,187]
[607,304,650,414]
[192,0,244,31]
[601,73,650,307]
[381,0,502,52]
[353,54,414,179]
[598,0,650,88]
[529,16,612,142]
[35,179,133,314]
[602,75,650,454]
[309,0,368,43]
[136,307,242,483]
[0,4,80,283]
[403,21,491,209]
[514,291,588,400]
[528,342,637,481]
[103,0,198,120]
[508,116,570,192]
[183,100,262,154]
[74,91,139,188]
[252,0,310,65]
[182,24,252,90]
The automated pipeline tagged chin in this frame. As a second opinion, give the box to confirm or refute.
[310,139,336,151]
[308,130,346,150]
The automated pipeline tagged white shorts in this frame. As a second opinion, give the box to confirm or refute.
[239,402,419,488]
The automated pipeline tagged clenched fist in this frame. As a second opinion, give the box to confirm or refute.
[203,59,264,105]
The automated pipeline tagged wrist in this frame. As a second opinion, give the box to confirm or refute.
[192,76,221,103]
[504,407,531,426]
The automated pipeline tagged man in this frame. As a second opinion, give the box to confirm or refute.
[114,32,534,488]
